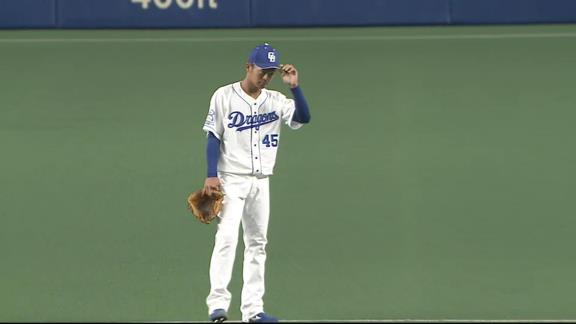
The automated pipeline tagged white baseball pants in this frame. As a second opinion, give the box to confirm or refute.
[206,172,270,322]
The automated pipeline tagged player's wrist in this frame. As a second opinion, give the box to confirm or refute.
[289,85,301,92]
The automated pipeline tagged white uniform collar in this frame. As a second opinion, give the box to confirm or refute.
[233,82,268,105]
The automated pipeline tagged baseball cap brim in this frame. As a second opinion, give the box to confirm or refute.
[254,63,280,70]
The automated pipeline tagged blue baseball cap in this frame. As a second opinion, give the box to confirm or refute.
[248,43,280,69]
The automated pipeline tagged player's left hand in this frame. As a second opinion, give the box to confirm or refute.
[280,64,299,88]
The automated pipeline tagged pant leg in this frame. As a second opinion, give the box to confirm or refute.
[240,176,270,321]
[206,174,248,313]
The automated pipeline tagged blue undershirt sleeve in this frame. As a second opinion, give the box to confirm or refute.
[206,132,221,177]
[290,86,311,124]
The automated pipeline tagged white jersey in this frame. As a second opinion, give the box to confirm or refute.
[203,81,303,176]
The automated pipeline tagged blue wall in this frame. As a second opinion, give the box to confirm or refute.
[0,0,55,28]
[251,0,450,27]
[451,0,576,24]
[1,0,575,28]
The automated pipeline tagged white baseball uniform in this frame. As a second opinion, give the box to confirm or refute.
[203,81,303,321]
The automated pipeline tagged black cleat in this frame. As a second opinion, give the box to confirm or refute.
[209,308,228,323]
[248,312,278,323]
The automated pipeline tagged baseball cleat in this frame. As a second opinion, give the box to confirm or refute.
[248,312,278,323]
[209,308,228,323]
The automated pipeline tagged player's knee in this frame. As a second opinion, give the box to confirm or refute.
[216,231,239,245]
[245,236,268,248]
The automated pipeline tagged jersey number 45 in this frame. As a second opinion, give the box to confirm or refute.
[262,134,278,147]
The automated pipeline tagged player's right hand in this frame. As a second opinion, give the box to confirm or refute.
[203,177,221,195]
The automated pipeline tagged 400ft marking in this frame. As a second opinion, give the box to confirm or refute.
[131,0,218,10]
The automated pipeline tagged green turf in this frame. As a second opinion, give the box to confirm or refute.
[1,25,576,321]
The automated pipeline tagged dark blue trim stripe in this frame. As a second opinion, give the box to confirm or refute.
[236,118,278,131]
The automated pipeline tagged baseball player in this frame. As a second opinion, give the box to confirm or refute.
[201,43,311,323]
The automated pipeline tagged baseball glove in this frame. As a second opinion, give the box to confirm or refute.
[187,189,224,224]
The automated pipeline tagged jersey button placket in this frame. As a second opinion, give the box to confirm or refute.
[252,101,261,175]
[253,128,261,174]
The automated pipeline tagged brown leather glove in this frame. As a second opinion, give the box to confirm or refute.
[187,189,224,224]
